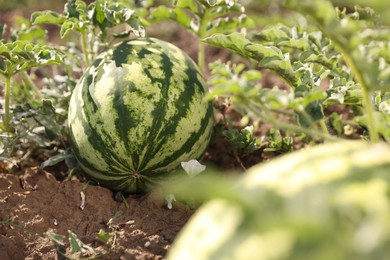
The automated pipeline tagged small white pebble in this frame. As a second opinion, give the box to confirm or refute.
[80,191,86,210]
[165,194,176,210]
[144,241,151,247]
[54,219,58,226]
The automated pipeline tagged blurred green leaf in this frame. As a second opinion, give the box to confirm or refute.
[96,229,112,244]
[174,0,198,12]
[31,11,66,25]
[45,231,65,246]
[68,230,97,255]
[0,24,4,40]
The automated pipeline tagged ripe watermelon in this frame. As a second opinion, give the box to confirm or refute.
[68,38,214,193]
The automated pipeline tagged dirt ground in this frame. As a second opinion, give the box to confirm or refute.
[0,167,193,260]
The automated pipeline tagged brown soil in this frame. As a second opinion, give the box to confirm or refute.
[0,166,193,260]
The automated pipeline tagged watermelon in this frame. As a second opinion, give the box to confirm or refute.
[167,141,390,259]
[68,38,214,193]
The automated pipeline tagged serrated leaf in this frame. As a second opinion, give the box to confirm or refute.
[245,44,299,87]
[253,26,290,42]
[203,32,251,57]
[278,38,310,51]
[0,41,63,76]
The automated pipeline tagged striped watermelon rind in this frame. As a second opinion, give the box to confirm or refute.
[68,38,214,193]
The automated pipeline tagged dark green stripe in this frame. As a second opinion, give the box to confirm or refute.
[76,65,134,174]
[112,42,133,67]
[145,101,213,173]
[144,56,213,172]
[113,80,146,169]
[137,49,176,170]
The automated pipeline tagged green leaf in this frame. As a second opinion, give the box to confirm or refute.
[65,0,86,19]
[45,231,66,246]
[96,229,112,244]
[40,152,69,170]
[203,32,252,58]
[295,100,324,127]
[31,11,65,25]
[173,8,193,28]
[174,0,198,12]
[17,27,47,41]
[93,0,106,25]
[246,44,299,87]
[60,19,79,38]
[68,231,82,254]
[0,41,63,77]
[68,230,97,255]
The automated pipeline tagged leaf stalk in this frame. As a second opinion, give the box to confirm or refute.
[4,76,11,132]
[81,31,91,68]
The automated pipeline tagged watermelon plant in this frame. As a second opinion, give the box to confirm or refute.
[0,41,63,132]
[204,0,390,145]
[31,0,145,67]
[68,37,214,193]
[147,0,253,74]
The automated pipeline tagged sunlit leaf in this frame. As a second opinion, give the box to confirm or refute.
[174,0,198,12]
[31,11,65,25]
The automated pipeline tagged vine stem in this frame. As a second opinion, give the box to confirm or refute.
[4,76,11,132]
[198,41,206,76]
[318,119,329,135]
[81,31,91,68]
[197,10,210,75]
[333,44,379,142]
[21,71,43,100]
